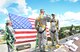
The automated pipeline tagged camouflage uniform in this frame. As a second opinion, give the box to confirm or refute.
[35,14,47,51]
[50,18,59,46]
[5,20,15,52]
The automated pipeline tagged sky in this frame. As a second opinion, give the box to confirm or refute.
[0,0,80,29]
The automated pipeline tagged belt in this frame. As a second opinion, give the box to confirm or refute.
[38,28,46,34]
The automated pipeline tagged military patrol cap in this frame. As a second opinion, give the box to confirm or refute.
[6,20,11,23]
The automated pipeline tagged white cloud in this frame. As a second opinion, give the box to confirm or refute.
[50,0,78,2]
[58,11,80,27]
[0,0,10,15]
[0,24,5,30]
[16,0,34,16]
[17,0,26,7]
[15,0,38,17]
[0,8,8,15]
[0,0,16,8]
[5,17,10,21]
[0,0,8,7]
[28,10,39,19]
[23,7,32,15]
[62,11,80,20]
[0,0,38,17]
[17,0,28,15]
[0,0,39,18]
[69,0,78,2]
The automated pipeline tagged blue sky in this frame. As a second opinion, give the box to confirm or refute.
[26,0,80,14]
[0,0,80,29]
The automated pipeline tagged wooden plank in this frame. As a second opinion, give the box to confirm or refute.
[16,43,31,51]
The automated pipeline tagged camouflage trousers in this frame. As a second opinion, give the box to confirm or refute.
[50,30,59,45]
[37,31,47,51]
[7,43,14,52]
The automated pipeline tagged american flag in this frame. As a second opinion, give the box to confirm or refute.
[9,13,50,44]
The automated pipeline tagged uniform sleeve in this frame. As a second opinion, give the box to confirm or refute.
[45,16,51,22]
[56,19,59,31]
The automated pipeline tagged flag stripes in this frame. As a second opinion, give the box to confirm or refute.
[9,14,50,44]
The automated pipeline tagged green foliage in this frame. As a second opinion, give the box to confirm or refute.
[2,33,7,40]
[59,25,80,39]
